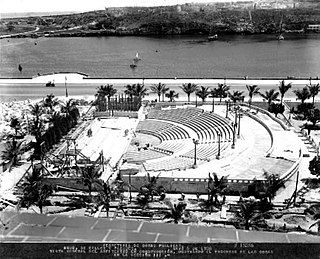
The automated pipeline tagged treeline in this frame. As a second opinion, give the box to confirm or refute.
[46,7,320,35]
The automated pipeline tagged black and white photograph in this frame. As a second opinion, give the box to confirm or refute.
[0,0,320,258]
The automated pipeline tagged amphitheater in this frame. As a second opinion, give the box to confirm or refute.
[69,99,301,196]
[36,99,304,197]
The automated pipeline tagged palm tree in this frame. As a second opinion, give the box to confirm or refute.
[207,172,228,206]
[161,84,169,102]
[59,98,76,116]
[294,87,311,104]
[259,89,279,108]
[308,83,320,107]
[96,84,117,111]
[213,83,230,102]
[180,83,198,102]
[150,83,168,102]
[10,117,21,138]
[278,80,292,104]
[138,173,164,202]
[81,165,102,198]
[234,201,263,230]
[165,90,179,102]
[124,84,135,100]
[246,85,260,105]
[133,83,148,99]
[163,200,187,224]
[28,103,45,158]
[228,90,244,103]
[18,166,54,214]
[1,139,24,171]
[263,171,285,204]
[43,94,59,113]
[196,86,210,102]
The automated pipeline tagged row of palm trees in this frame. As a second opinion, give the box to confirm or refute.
[95,80,320,108]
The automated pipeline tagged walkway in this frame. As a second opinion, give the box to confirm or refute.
[1,211,319,243]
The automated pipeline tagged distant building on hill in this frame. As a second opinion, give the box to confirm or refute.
[307,24,320,32]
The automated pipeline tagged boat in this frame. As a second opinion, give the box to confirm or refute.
[46,81,55,87]
[278,34,285,41]
[18,64,22,72]
[130,61,137,69]
[208,34,218,41]
[133,52,141,62]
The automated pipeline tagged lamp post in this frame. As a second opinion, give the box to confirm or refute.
[195,94,198,107]
[129,172,132,203]
[193,138,199,167]
[216,133,221,159]
[225,101,229,118]
[231,123,236,149]
[212,96,215,112]
[237,112,242,138]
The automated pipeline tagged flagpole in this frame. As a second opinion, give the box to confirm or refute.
[65,76,68,98]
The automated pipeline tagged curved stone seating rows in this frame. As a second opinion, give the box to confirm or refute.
[154,140,190,154]
[147,108,233,143]
[137,120,190,141]
[147,107,202,123]
[144,156,194,172]
[124,148,168,163]
[179,141,230,161]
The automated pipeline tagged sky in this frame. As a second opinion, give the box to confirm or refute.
[0,0,240,14]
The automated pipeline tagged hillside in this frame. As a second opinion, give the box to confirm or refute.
[1,5,320,37]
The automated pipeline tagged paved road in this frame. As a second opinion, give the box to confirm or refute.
[1,211,320,243]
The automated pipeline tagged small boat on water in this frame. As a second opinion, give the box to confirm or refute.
[46,81,55,87]
[18,64,22,72]
[208,34,218,41]
[130,62,137,69]
[133,52,141,62]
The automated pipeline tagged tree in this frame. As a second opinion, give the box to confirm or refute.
[307,108,320,126]
[213,83,229,102]
[28,103,45,158]
[180,83,198,102]
[207,172,228,206]
[233,200,263,230]
[308,82,320,107]
[165,90,179,102]
[228,90,244,103]
[246,84,260,105]
[18,166,54,214]
[268,103,285,117]
[259,89,279,108]
[278,80,292,104]
[10,117,21,138]
[138,173,164,203]
[81,165,103,198]
[133,83,148,99]
[196,86,210,102]
[294,87,311,104]
[150,83,168,102]
[124,84,135,100]
[309,156,320,177]
[96,84,117,111]
[1,139,24,171]
[42,94,59,113]
[163,200,187,224]
[263,171,285,203]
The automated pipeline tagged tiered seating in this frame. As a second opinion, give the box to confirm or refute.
[136,120,190,141]
[124,148,168,163]
[179,141,230,161]
[153,141,189,154]
[144,157,194,172]
[147,107,202,123]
